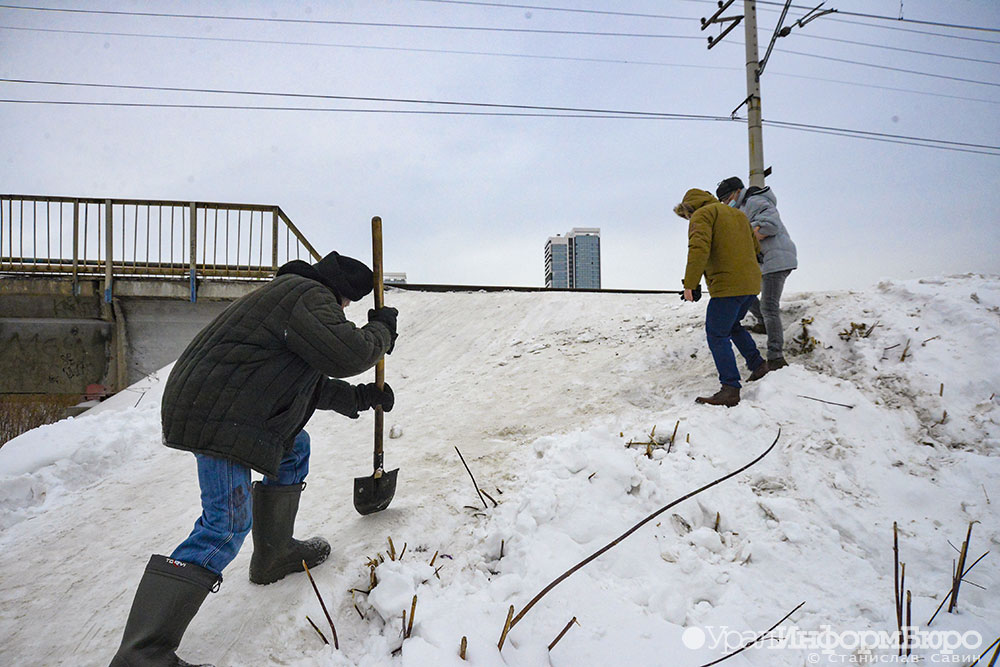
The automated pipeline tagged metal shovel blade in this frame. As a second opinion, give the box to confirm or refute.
[353,468,399,515]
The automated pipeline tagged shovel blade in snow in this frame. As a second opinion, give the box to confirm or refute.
[353,468,398,515]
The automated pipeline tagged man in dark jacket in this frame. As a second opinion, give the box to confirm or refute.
[717,176,797,369]
[674,188,766,407]
[110,251,398,667]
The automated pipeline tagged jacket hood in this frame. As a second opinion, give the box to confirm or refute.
[276,251,373,302]
[682,188,718,211]
[742,185,776,207]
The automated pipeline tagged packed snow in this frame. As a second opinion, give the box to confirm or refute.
[1,274,998,666]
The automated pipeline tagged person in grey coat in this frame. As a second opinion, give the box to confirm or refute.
[110,250,397,667]
[716,176,797,370]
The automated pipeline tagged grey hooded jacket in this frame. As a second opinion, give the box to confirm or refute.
[737,186,798,275]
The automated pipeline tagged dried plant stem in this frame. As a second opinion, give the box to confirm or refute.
[905,590,912,657]
[505,431,781,634]
[898,563,906,656]
[399,542,407,560]
[455,446,489,509]
[406,595,418,638]
[497,605,515,651]
[548,616,579,651]
[900,339,911,361]
[429,550,439,567]
[388,537,397,561]
[480,488,499,507]
[699,601,805,666]
[306,615,329,645]
[894,522,902,653]
[668,420,680,453]
[948,522,974,613]
[970,636,1000,667]
[303,560,339,649]
[927,551,990,626]
[460,636,468,660]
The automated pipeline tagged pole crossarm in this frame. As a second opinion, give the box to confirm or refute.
[701,0,744,49]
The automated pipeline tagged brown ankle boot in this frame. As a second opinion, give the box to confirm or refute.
[768,357,788,370]
[747,360,770,382]
[695,385,740,407]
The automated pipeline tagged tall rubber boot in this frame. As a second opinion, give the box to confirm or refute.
[249,481,331,585]
[109,555,220,667]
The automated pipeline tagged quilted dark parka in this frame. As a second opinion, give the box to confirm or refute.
[161,267,392,478]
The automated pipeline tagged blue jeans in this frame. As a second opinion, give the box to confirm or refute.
[170,430,311,576]
[706,296,765,389]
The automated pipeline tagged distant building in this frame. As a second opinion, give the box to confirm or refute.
[545,228,601,289]
[384,272,407,284]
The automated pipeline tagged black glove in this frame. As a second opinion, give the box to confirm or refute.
[679,284,702,302]
[368,306,399,354]
[357,382,394,413]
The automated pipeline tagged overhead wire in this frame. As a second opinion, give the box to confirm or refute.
[5,19,1000,92]
[0,4,702,40]
[0,79,996,155]
[752,0,1000,34]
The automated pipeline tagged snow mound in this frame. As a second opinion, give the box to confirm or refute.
[0,275,998,666]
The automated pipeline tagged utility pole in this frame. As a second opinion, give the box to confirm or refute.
[701,1,836,188]
[743,1,766,188]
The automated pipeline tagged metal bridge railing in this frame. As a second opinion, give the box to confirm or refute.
[0,195,320,301]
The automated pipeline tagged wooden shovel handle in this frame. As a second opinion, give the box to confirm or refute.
[372,217,385,472]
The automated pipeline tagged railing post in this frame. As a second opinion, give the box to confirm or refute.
[189,202,198,302]
[104,199,113,302]
[72,200,80,295]
[272,208,279,273]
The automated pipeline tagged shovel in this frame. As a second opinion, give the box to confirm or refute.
[353,216,399,515]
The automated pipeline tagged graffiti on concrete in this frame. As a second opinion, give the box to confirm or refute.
[0,324,111,393]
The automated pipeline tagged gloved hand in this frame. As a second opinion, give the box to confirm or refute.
[368,306,399,354]
[357,382,394,413]
[679,284,702,302]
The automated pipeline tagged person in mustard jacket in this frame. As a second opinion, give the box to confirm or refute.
[674,188,768,406]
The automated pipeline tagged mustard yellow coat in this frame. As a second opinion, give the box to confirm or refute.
[680,188,762,297]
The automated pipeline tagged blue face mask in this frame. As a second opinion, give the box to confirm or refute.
[727,198,738,208]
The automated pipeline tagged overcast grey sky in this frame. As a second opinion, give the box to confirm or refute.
[2,0,999,292]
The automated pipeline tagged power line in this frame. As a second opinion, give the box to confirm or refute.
[0,4,702,40]
[685,0,1000,43]
[0,99,724,120]
[4,2,998,46]
[772,46,1000,88]
[1,99,994,155]
[753,0,1000,34]
[0,79,995,155]
[6,24,999,105]
[7,21,995,69]
[410,0,695,21]
[795,33,1000,67]
[0,78,726,119]
[0,25,731,72]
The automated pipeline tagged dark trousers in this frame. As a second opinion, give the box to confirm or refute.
[706,295,765,388]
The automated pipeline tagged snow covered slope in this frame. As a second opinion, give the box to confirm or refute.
[1,275,998,666]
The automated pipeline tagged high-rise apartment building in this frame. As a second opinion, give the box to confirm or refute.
[544,228,601,289]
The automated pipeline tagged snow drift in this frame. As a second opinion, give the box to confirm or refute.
[1,275,998,666]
